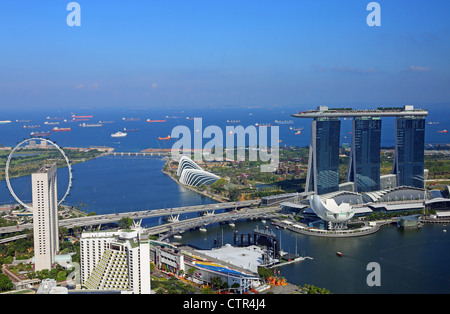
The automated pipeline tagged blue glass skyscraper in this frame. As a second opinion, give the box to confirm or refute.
[305,118,341,195]
[393,117,426,188]
[347,117,382,192]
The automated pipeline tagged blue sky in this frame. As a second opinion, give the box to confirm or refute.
[0,0,449,109]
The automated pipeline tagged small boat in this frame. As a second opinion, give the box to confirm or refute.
[295,131,301,135]
[438,130,447,133]
[229,221,235,227]
[199,226,207,232]
[173,234,182,239]
[111,131,127,138]
[336,252,343,257]
[158,135,171,140]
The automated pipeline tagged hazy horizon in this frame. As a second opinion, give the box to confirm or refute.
[1,1,449,110]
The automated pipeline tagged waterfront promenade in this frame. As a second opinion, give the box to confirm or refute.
[271,218,394,238]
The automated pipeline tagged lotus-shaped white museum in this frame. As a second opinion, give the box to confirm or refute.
[309,194,355,229]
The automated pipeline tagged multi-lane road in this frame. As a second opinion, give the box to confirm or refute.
[0,199,262,236]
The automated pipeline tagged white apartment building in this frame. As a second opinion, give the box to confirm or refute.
[32,164,59,271]
[80,225,151,294]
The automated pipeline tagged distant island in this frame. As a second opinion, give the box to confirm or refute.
[0,146,112,181]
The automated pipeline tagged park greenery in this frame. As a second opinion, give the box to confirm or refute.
[0,147,104,181]
[170,146,450,202]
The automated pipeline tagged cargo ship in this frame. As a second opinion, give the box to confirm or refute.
[255,123,273,127]
[0,120,12,124]
[158,135,171,140]
[438,130,447,133]
[52,127,71,132]
[111,131,127,138]
[123,128,139,132]
[23,125,40,129]
[72,115,93,119]
[122,117,140,121]
[275,120,293,124]
[68,118,90,122]
[30,131,51,137]
[290,126,304,131]
[79,122,103,127]
[146,118,167,122]
[44,121,60,125]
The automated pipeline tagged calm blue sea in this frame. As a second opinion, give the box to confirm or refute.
[1,103,449,151]
[1,104,449,294]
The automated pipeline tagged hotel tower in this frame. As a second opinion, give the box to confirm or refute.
[32,164,59,271]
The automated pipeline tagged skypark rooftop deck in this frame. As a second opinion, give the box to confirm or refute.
[291,105,428,119]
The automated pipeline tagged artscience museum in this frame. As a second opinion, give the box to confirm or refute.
[309,194,355,230]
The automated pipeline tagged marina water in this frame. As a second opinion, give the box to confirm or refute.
[1,105,450,293]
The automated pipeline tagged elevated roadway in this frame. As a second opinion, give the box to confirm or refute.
[0,199,261,235]
[146,206,281,239]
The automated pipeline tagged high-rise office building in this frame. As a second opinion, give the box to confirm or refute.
[393,117,426,188]
[305,117,341,195]
[347,117,382,192]
[80,225,151,294]
[293,105,428,195]
[32,164,59,271]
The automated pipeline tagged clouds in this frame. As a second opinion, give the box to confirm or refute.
[313,65,378,74]
[313,64,432,75]
[406,65,431,73]
[75,82,100,90]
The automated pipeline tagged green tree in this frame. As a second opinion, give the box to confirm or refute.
[118,217,133,229]
[0,274,14,292]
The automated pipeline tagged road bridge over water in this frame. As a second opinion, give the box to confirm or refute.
[0,199,261,236]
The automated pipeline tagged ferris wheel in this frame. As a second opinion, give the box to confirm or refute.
[5,138,73,210]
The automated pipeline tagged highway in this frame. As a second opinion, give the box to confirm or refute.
[146,206,281,239]
[0,199,261,235]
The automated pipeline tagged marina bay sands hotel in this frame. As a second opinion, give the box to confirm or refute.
[292,105,427,195]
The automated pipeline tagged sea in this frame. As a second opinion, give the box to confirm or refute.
[1,103,450,294]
